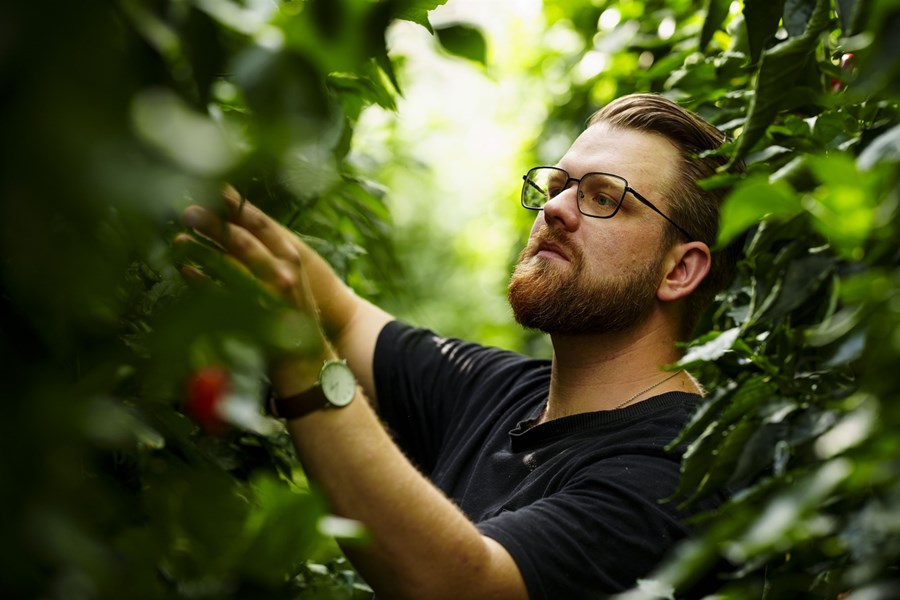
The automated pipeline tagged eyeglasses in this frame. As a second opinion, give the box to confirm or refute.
[521,166,694,240]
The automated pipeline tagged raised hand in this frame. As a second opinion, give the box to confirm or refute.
[178,186,318,316]
[177,186,332,396]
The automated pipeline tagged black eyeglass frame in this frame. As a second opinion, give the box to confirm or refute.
[521,166,695,241]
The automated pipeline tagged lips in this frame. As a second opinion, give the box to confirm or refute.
[535,239,570,262]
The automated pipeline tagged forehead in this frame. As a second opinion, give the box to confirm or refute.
[557,122,680,200]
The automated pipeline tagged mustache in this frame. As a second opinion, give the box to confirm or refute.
[524,226,582,263]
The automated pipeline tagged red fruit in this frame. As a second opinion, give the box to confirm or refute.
[832,52,854,92]
[184,367,231,434]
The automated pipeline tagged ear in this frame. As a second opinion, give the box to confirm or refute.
[657,241,711,303]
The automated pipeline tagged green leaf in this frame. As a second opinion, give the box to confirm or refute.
[743,0,787,64]
[375,49,403,96]
[678,327,741,367]
[670,421,728,502]
[732,0,832,164]
[700,0,732,51]
[824,329,866,367]
[668,383,736,449]
[717,178,802,247]
[693,417,758,501]
[783,0,818,37]
[834,0,858,32]
[857,122,900,169]
[238,474,327,585]
[394,0,449,33]
[761,253,836,321]
[434,23,487,65]
[811,111,855,146]
[729,421,786,484]
[717,376,777,428]
[808,153,863,187]
[805,306,864,347]
[728,459,852,561]
[805,154,879,258]
[769,155,813,188]
[329,68,398,112]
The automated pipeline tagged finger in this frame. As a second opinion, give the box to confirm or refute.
[189,206,282,278]
[184,204,310,308]
[173,234,214,289]
[179,264,212,289]
[173,229,257,288]
[222,187,302,264]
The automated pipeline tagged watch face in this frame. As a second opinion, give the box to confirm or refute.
[320,361,356,407]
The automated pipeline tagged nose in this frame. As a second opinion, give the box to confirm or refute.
[540,184,581,232]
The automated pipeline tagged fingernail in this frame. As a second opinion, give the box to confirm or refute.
[183,206,205,228]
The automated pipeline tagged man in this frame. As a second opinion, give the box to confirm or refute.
[180,93,736,599]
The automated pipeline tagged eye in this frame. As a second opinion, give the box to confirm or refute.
[591,194,613,207]
[546,176,568,198]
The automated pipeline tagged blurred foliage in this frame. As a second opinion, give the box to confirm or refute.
[2,0,899,598]
[0,0,467,597]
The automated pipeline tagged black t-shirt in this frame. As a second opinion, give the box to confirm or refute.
[373,321,721,599]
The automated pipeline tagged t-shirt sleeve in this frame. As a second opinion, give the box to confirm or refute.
[477,453,690,599]
[373,320,536,472]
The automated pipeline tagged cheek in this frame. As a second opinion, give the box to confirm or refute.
[580,228,640,274]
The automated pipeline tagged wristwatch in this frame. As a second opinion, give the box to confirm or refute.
[271,359,357,420]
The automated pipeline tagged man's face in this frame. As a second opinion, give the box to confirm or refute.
[508,122,681,335]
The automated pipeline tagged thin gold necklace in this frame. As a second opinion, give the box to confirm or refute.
[614,370,683,410]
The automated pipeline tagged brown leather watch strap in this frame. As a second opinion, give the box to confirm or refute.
[271,385,328,420]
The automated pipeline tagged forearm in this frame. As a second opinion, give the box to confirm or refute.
[276,362,523,600]
[289,238,392,398]
[210,189,392,399]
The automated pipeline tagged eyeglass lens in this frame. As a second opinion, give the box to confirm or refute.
[523,168,626,218]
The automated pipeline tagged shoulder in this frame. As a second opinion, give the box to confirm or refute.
[377,320,551,381]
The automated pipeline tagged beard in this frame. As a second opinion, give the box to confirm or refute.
[507,227,665,335]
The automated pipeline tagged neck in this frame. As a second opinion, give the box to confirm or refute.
[540,317,700,423]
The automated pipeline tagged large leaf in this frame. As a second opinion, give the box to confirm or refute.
[806,154,880,258]
[700,0,732,51]
[731,0,833,165]
[761,252,836,322]
[743,0,787,64]
[716,178,802,247]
